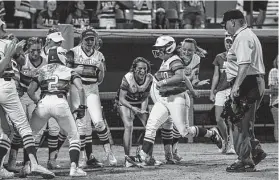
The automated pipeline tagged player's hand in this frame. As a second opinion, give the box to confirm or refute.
[5,39,17,58]
[191,90,200,98]
[73,105,88,119]
[75,65,84,74]
[198,79,210,86]
[15,40,26,54]
[230,85,239,102]
[131,106,142,114]
[30,7,37,14]
[210,92,215,102]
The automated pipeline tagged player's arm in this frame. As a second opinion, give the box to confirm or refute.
[97,55,106,85]
[66,50,84,74]
[183,74,199,98]
[140,94,149,113]
[27,81,40,104]
[210,65,220,99]
[0,39,18,75]
[191,65,210,87]
[158,60,185,86]
[71,72,85,106]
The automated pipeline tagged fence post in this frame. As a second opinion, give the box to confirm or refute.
[58,24,74,50]
[188,95,194,143]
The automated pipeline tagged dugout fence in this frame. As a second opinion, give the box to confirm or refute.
[7,25,278,144]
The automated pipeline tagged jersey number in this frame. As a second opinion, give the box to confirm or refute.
[48,75,59,91]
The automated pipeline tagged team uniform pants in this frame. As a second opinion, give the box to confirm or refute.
[29,94,80,152]
[0,78,35,150]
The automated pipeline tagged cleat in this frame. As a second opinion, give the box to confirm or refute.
[125,157,135,168]
[226,159,256,172]
[253,151,267,165]
[165,153,177,164]
[47,159,61,170]
[31,164,55,179]
[210,127,223,149]
[70,162,87,177]
[18,161,31,178]
[106,151,117,166]
[87,154,104,168]
[125,155,144,168]
[146,156,163,166]
[173,149,183,161]
[0,167,14,179]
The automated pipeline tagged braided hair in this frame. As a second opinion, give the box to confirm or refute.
[129,57,151,74]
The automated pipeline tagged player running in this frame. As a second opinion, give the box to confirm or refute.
[126,36,222,167]
[27,37,87,177]
[0,19,55,179]
[67,28,117,167]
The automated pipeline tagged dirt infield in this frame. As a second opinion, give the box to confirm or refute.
[9,143,278,180]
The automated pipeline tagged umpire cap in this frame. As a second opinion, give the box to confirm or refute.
[221,9,244,25]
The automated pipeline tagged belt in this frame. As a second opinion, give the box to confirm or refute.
[1,78,12,81]
[41,93,66,99]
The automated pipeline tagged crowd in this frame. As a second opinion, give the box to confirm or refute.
[0,0,277,30]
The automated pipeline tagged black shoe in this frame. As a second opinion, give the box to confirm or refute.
[253,151,267,165]
[86,154,104,168]
[210,127,223,149]
[226,161,256,172]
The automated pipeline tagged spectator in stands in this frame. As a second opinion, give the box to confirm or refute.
[268,55,278,142]
[153,8,169,29]
[133,0,153,29]
[36,0,59,29]
[14,0,36,29]
[96,1,119,29]
[65,1,90,29]
[243,0,268,29]
[0,0,5,21]
[181,0,206,29]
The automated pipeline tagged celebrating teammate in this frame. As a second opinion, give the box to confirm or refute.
[0,19,55,179]
[27,38,87,177]
[116,57,162,167]
[67,28,117,167]
[210,34,235,154]
[126,36,222,167]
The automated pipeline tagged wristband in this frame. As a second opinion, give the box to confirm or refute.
[79,105,88,109]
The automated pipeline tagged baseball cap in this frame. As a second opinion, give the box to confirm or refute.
[221,9,244,25]
[47,32,64,42]
[81,29,97,39]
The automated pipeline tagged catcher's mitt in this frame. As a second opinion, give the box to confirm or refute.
[73,105,88,119]
[159,82,187,97]
[221,98,250,124]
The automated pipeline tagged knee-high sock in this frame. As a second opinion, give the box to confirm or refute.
[0,135,11,167]
[97,127,110,145]
[85,134,93,159]
[48,135,58,159]
[69,141,80,165]
[57,132,67,151]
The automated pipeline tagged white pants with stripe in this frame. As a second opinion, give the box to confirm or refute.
[29,94,79,145]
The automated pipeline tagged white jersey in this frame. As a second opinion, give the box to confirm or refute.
[19,54,46,90]
[183,54,200,81]
[0,39,14,78]
[70,45,105,84]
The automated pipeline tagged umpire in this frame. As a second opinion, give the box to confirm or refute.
[221,9,267,172]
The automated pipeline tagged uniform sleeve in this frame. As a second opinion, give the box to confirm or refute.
[268,68,278,86]
[213,54,221,66]
[120,76,129,91]
[235,39,253,65]
[66,50,75,67]
[169,59,184,72]
[70,70,81,83]
[57,47,67,65]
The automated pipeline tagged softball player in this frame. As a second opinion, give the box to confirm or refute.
[116,57,162,167]
[126,36,222,167]
[0,19,55,179]
[67,28,117,167]
[27,41,87,177]
[210,35,235,154]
